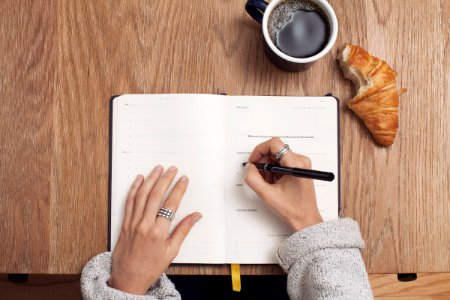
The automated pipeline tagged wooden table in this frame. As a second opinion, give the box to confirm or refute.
[0,0,448,275]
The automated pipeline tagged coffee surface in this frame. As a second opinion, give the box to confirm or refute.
[268,0,330,58]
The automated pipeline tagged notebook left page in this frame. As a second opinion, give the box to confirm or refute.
[111,94,227,263]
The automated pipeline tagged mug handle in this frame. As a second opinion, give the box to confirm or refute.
[245,0,269,24]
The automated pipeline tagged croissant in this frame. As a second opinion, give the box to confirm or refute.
[338,43,405,146]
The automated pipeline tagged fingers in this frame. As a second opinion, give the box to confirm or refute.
[131,165,164,227]
[167,212,202,259]
[285,152,312,169]
[154,175,189,231]
[244,162,272,198]
[257,156,276,183]
[123,175,144,230]
[248,137,295,166]
[141,165,179,226]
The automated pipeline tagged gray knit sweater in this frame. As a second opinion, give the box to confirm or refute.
[81,218,373,299]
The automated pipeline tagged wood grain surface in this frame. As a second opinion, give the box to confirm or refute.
[0,273,449,299]
[0,0,448,274]
[370,273,450,297]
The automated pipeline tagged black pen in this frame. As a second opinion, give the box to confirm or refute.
[242,162,335,182]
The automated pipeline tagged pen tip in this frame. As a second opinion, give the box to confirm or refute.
[242,162,247,167]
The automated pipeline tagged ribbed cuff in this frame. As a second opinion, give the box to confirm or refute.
[81,252,180,300]
[277,218,365,272]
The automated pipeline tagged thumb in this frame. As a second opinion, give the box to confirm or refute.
[168,212,202,258]
[244,163,272,197]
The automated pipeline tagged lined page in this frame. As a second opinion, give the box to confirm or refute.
[225,96,339,263]
[111,94,227,263]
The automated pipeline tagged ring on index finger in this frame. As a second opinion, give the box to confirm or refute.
[274,144,290,161]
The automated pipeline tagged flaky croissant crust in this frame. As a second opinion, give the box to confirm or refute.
[338,44,404,146]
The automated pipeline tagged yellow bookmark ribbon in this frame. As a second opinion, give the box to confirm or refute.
[231,264,241,292]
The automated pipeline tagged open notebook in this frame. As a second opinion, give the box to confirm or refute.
[110,94,339,264]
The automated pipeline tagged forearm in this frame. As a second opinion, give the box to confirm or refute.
[81,252,180,300]
[277,218,373,300]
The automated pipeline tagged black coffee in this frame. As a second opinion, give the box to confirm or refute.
[268,0,330,58]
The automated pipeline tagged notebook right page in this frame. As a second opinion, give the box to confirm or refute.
[225,96,339,264]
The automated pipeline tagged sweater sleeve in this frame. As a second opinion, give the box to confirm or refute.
[81,252,180,300]
[277,218,373,300]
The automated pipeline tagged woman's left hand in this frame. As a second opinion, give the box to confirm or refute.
[108,165,202,295]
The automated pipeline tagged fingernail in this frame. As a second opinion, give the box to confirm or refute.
[244,162,251,170]
[194,213,202,222]
[168,165,177,172]
[180,175,188,182]
[153,165,163,172]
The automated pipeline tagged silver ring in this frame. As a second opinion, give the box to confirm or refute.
[157,207,176,221]
[274,144,290,161]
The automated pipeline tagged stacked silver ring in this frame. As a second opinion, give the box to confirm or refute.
[274,144,290,161]
[157,207,176,221]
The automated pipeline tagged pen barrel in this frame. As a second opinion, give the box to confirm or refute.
[271,166,335,182]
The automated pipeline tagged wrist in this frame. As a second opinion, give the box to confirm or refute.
[108,275,148,296]
[291,213,323,232]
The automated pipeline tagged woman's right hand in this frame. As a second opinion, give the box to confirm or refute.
[244,137,323,232]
